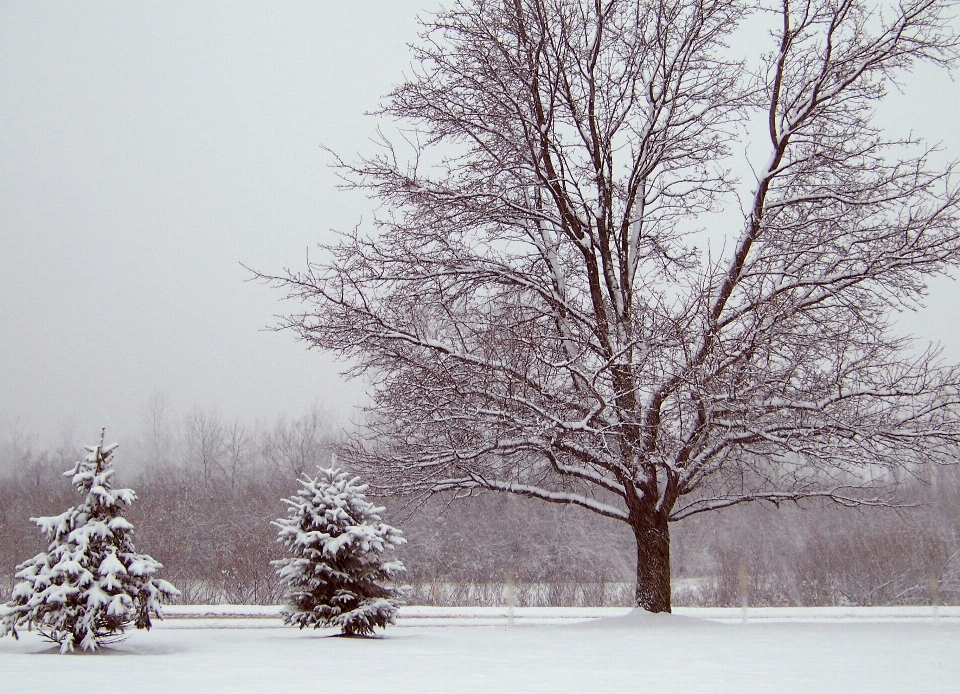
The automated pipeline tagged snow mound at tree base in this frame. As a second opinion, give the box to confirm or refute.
[571,608,725,629]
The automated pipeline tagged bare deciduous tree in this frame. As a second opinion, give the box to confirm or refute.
[182,407,227,481]
[260,0,960,612]
[261,405,338,479]
[224,420,253,487]
[140,388,174,470]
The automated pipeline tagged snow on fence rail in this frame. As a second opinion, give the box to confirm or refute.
[159,604,960,627]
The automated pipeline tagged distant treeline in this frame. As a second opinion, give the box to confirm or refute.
[1,408,958,607]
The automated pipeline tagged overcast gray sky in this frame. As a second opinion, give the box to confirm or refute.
[2,1,959,451]
[1,1,431,448]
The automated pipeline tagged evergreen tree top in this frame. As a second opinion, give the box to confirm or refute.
[66,428,125,490]
[286,468,370,520]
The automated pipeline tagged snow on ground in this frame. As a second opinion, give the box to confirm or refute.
[1,608,958,694]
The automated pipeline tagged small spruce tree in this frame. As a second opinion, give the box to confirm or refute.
[0,429,179,652]
[273,465,406,636]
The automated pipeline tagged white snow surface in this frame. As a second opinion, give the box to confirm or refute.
[1,607,957,693]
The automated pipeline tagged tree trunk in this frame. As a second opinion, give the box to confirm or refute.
[632,511,672,613]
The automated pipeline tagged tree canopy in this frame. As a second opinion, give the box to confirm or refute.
[261,0,960,612]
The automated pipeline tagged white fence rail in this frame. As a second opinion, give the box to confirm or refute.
[158,604,960,628]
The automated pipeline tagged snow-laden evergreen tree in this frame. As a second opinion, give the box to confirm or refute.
[273,465,406,636]
[0,429,179,652]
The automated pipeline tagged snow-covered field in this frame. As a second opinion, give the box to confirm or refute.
[2,607,958,694]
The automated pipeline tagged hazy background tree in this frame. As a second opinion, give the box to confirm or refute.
[261,404,340,479]
[138,389,175,471]
[182,407,229,482]
[260,0,960,612]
